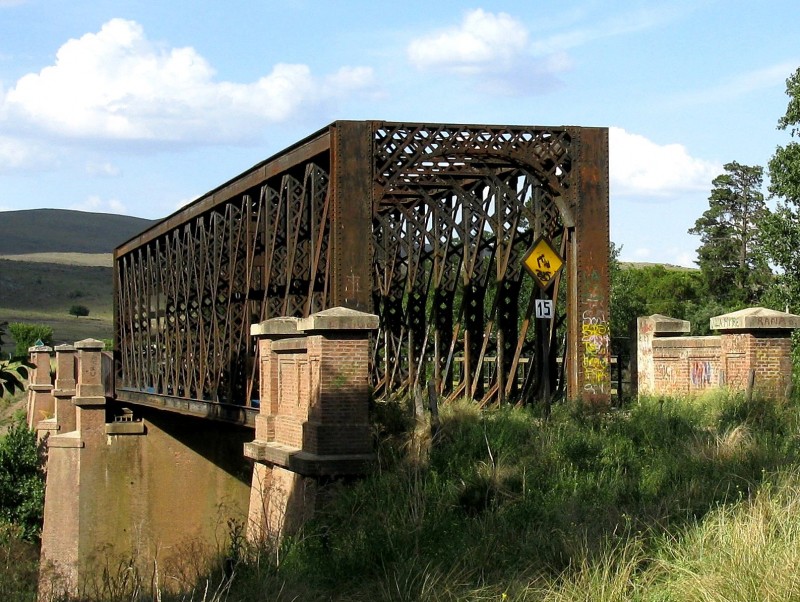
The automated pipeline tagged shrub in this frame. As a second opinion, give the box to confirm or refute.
[0,323,29,397]
[69,304,90,318]
[7,323,53,359]
[0,416,45,541]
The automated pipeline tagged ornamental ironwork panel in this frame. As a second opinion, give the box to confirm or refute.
[370,123,572,403]
[116,157,332,408]
[114,120,609,416]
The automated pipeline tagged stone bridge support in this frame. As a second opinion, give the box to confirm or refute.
[245,307,378,543]
[26,344,54,433]
[637,307,800,399]
[36,340,252,599]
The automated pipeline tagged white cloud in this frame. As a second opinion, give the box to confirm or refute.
[669,62,797,107]
[1,18,375,144]
[70,195,128,215]
[610,127,721,197]
[86,161,120,177]
[671,250,697,268]
[0,135,54,172]
[408,9,529,74]
[531,5,683,55]
[175,195,199,211]
[406,9,568,95]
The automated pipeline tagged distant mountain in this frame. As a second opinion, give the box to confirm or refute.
[0,209,156,255]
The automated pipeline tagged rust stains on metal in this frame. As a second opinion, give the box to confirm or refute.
[114,120,610,413]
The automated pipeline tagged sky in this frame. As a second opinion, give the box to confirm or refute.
[0,0,797,267]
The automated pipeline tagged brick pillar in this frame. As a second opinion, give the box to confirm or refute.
[39,339,107,599]
[637,314,690,399]
[711,308,800,400]
[53,344,77,434]
[245,307,377,543]
[73,339,107,438]
[27,345,55,432]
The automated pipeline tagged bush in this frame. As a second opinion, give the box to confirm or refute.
[7,323,53,359]
[68,304,90,318]
[0,416,45,541]
[0,323,29,397]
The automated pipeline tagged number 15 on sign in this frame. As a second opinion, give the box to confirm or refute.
[535,299,554,320]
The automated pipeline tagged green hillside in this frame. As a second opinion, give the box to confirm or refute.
[0,209,154,254]
[0,209,156,354]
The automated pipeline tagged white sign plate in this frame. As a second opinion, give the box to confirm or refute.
[535,299,554,320]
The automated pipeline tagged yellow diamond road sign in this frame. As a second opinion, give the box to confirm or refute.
[523,237,564,290]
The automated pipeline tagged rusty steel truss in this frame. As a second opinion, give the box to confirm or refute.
[114,121,610,422]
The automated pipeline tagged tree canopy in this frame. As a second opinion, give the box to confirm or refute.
[759,66,800,312]
[688,161,771,305]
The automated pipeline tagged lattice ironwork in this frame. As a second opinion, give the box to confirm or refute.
[115,120,609,418]
[116,160,332,408]
[371,123,571,403]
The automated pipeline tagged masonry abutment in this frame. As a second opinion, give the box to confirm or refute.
[245,307,378,544]
[637,308,800,399]
[37,339,252,600]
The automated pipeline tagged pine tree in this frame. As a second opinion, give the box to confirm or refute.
[688,161,771,304]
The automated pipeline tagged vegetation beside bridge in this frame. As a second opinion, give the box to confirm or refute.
[3,391,795,601]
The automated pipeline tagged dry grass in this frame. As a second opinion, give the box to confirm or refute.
[0,253,112,267]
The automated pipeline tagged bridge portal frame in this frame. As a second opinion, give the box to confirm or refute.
[114,120,610,421]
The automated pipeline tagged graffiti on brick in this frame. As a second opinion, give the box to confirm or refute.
[690,360,715,387]
[655,364,677,385]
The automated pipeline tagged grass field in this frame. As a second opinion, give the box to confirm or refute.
[0,253,112,267]
[0,257,113,354]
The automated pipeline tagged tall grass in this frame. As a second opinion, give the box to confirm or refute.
[213,391,800,600]
[9,390,800,600]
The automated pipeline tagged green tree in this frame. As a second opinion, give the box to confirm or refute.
[7,323,53,359]
[0,416,45,541]
[609,243,646,340]
[688,161,771,304]
[68,304,90,318]
[760,67,800,313]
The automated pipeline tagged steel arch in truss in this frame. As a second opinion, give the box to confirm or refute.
[114,121,610,423]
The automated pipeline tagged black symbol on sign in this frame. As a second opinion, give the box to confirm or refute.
[536,270,552,282]
[537,254,551,269]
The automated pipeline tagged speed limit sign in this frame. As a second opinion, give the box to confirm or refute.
[535,299,554,320]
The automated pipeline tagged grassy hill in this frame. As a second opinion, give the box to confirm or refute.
[0,209,156,355]
[0,208,154,255]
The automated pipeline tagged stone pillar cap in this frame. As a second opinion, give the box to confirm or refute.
[28,345,53,353]
[642,314,690,335]
[298,307,379,332]
[74,338,105,350]
[710,307,800,331]
[54,344,76,352]
[251,316,301,337]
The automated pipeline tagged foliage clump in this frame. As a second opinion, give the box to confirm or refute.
[68,304,90,318]
[0,323,29,398]
[7,323,53,359]
[0,417,45,542]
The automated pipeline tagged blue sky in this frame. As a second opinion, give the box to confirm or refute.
[0,0,797,266]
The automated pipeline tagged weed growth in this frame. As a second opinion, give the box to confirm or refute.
[12,391,800,600]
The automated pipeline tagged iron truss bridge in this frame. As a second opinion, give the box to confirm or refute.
[114,121,610,424]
